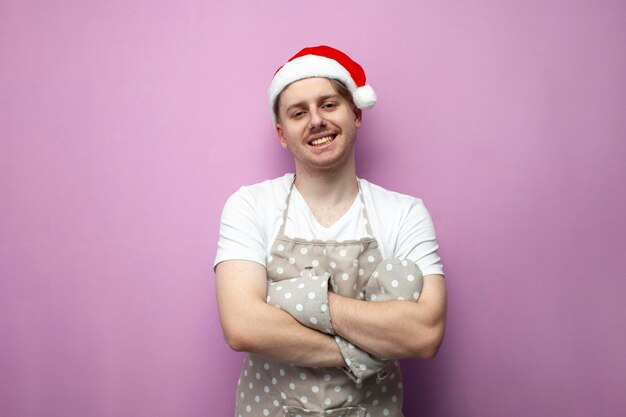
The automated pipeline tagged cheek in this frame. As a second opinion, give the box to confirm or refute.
[282,128,300,146]
[286,122,306,137]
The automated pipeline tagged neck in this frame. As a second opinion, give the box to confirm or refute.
[293,159,358,208]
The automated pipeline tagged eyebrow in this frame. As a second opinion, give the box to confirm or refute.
[284,94,341,114]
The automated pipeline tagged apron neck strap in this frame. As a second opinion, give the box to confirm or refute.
[278,175,375,238]
[357,183,376,237]
[277,175,296,237]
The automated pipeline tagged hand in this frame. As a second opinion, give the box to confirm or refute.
[364,258,423,302]
[266,269,335,334]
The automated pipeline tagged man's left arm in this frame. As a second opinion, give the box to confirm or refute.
[328,273,446,360]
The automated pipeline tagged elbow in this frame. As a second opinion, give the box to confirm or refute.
[419,339,442,360]
[223,331,248,352]
[218,300,273,354]
[412,323,445,360]
[221,324,256,353]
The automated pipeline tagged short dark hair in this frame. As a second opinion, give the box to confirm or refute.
[273,78,355,124]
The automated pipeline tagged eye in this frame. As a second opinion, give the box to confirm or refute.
[291,110,306,119]
[322,101,337,110]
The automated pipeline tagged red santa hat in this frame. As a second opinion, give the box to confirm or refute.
[269,45,377,122]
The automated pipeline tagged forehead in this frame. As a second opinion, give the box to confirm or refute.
[279,77,341,107]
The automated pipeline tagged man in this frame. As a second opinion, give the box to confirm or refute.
[215,46,446,417]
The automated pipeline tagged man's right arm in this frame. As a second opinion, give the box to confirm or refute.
[215,259,345,368]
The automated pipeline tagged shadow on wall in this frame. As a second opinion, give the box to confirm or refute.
[401,356,450,416]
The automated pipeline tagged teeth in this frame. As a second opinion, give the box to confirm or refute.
[310,136,334,146]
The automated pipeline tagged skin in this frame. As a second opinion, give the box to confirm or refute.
[275,77,363,224]
[215,77,447,366]
[216,260,344,367]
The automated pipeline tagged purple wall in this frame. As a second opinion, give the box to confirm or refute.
[2,1,625,416]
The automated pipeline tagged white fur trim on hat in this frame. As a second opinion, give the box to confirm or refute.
[269,54,375,122]
[352,85,377,110]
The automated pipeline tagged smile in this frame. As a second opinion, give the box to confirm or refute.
[308,135,336,147]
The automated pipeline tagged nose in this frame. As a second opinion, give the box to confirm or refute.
[308,108,326,129]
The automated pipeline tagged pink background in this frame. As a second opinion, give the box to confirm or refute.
[2,1,625,416]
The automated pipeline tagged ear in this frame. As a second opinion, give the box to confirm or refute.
[353,107,362,129]
[275,123,288,149]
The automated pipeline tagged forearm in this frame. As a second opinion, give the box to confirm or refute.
[329,275,447,359]
[225,299,344,367]
[216,260,344,368]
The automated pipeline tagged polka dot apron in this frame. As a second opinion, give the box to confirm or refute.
[234,181,405,417]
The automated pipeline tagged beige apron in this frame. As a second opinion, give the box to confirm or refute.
[234,179,405,417]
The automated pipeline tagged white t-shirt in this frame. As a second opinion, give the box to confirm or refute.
[214,174,444,277]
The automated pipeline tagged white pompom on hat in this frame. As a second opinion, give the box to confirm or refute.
[269,45,377,123]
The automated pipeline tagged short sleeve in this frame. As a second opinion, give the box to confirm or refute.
[213,188,268,269]
[394,199,444,277]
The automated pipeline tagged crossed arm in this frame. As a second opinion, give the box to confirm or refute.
[329,274,446,359]
[216,260,344,367]
[215,259,447,366]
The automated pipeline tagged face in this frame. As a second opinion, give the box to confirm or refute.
[275,78,362,175]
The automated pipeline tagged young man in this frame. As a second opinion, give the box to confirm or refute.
[215,46,446,417]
